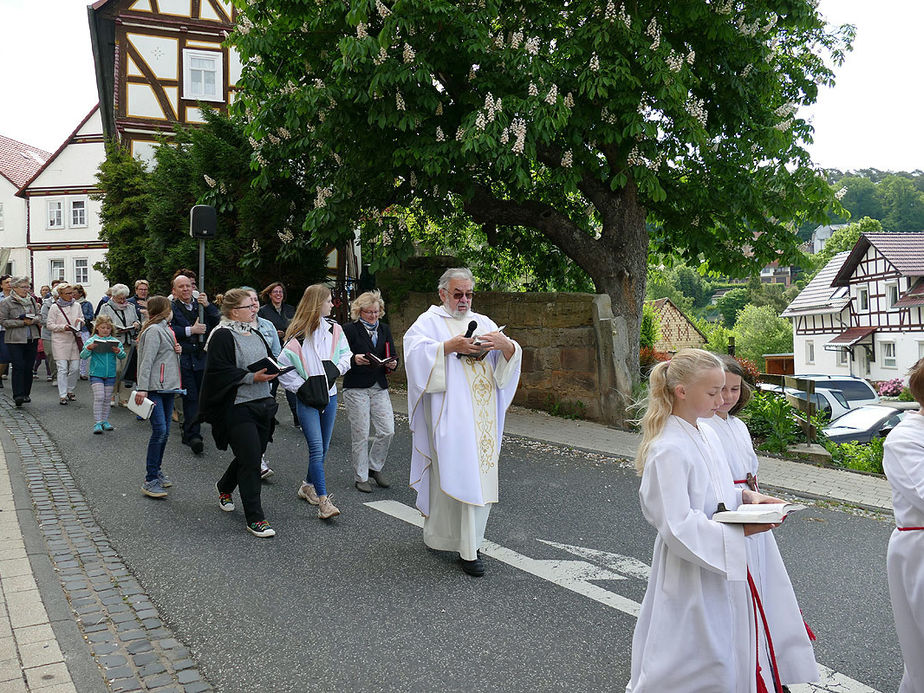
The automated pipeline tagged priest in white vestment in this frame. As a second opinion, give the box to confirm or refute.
[404,268,522,577]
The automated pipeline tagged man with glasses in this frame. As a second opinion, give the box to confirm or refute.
[404,268,522,577]
[170,272,220,454]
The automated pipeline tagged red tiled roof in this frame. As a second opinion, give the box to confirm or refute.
[894,278,924,308]
[828,326,877,346]
[833,232,924,284]
[780,252,850,317]
[0,134,50,189]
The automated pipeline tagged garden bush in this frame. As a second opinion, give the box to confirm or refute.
[877,377,904,397]
[822,437,884,474]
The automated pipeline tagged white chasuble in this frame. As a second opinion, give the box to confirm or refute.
[883,411,924,693]
[700,415,819,687]
[404,305,521,558]
[628,416,756,693]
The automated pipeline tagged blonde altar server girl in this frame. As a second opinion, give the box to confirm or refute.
[627,348,784,693]
[883,358,924,693]
[699,355,818,691]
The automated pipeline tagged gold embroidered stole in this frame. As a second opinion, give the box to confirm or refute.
[461,354,499,499]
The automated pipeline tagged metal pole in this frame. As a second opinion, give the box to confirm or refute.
[727,335,736,356]
[197,239,205,343]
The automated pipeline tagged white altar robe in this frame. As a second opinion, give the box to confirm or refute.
[404,305,521,559]
[700,414,819,686]
[883,410,924,693]
[627,416,755,693]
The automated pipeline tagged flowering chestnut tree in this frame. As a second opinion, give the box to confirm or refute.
[230,0,852,415]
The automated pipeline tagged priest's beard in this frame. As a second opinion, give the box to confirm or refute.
[443,302,470,319]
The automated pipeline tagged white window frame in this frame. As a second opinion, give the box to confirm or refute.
[69,199,88,228]
[882,340,897,369]
[49,259,65,282]
[857,286,869,312]
[73,258,89,285]
[836,348,848,367]
[182,49,224,103]
[918,340,924,361]
[47,200,64,229]
[806,340,815,365]
[0,201,4,231]
[886,282,899,310]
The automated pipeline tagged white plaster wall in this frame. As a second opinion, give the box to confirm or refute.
[0,178,27,250]
[32,249,109,305]
[28,143,105,190]
[29,195,103,245]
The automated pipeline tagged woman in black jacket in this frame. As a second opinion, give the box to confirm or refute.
[197,288,279,538]
[258,281,298,426]
[341,290,397,494]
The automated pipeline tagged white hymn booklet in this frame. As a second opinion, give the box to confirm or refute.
[713,503,806,524]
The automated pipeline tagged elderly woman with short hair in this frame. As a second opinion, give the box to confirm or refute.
[46,282,85,404]
[0,276,43,407]
[342,290,397,493]
[98,283,141,406]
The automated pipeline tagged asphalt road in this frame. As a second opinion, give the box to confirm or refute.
[15,378,903,692]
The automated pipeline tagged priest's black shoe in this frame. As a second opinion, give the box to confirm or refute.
[184,437,205,455]
[460,556,484,577]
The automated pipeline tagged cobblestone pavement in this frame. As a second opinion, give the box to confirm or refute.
[0,395,211,692]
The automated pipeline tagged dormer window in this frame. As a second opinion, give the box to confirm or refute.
[183,49,223,102]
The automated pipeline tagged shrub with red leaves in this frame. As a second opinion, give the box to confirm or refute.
[734,356,760,386]
[640,347,671,376]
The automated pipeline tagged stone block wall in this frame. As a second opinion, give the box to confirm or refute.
[384,291,614,423]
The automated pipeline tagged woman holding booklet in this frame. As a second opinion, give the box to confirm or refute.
[628,348,788,693]
[46,282,85,405]
[342,290,397,494]
[700,354,818,691]
[196,289,279,538]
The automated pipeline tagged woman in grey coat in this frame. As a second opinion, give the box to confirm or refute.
[134,296,182,499]
[0,276,43,407]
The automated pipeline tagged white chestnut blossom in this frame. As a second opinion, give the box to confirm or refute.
[436,126,446,142]
[604,1,617,21]
[248,136,259,150]
[741,63,754,78]
[835,187,847,200]
[666,51,683,72]
[511,30,523,49]
[617,4,631,29]
[493,33,505,49]
[455,126,466,141]
[524,36,540,55]
[589,52,600,71]
[356,22,368,39]
[561,150,573,167]
[687,97,707,128]
[627,146,644,166]
[715,0,733,15]
[646,18,661,51]
[396,91,405,111]
[409,171,417,187]
[267,133,280,145]
[403,43,415,63]
[435,102,443,115]
[528,82,539,97]
[373,47,388,65]
[375,0,391,18]
[475,112,487,131]
[203,175,216,188]
[500,128,509,144]
[314,186,333,209]
[686,49,695,65]
[563,92,574,108]
[545,84,558,105]
[510,118,526,154]
[277,228,294,243]
[252,239,260,252]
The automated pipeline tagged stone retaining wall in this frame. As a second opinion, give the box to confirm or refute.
[385,291,618,424]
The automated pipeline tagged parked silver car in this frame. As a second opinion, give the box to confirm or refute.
[795,374,880,407]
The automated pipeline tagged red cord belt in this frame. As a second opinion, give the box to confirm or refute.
[898,526,924,531]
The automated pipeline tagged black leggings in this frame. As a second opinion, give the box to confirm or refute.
[217,397,278,523]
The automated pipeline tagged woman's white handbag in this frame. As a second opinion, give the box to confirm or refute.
[127,391,155,420]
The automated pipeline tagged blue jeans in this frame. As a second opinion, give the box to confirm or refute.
[296,393,337,497]
[145,392,175,482]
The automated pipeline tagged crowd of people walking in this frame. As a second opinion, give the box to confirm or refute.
[3,267,924,691]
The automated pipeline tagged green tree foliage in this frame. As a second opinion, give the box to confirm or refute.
[645,265,694,313]
[639,302,660,349]
[829,173,924,231]
[732,303,793,366]
[230,1,852,415]
[94,111,328,293]
[716,287,750,327]
[93,144,150,285]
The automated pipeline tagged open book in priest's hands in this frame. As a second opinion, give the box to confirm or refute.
[713,503,806,524]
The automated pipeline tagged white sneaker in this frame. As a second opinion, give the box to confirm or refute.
[260,455,274,480]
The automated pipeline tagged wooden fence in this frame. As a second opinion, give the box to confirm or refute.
[758,374,819,443]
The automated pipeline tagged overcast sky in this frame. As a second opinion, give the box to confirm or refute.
[0,0,920,172]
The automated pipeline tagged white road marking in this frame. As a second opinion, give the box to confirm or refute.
[366,500,882,693]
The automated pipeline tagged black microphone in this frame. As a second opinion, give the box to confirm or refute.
[456,320,478,359]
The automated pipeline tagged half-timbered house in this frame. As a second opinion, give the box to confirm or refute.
[16,107,109,303]
[782,233,924,380]
[647,297,708,353]
[88,0,239,164]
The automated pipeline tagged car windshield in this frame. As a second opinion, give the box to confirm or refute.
[827,407,895,430]
[815,381,876,402]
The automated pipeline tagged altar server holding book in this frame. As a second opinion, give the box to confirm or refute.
[883,358,924,693]
[627,348,785,693]
[699,355,818,690]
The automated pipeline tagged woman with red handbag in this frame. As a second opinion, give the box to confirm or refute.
[46,282,85,405]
